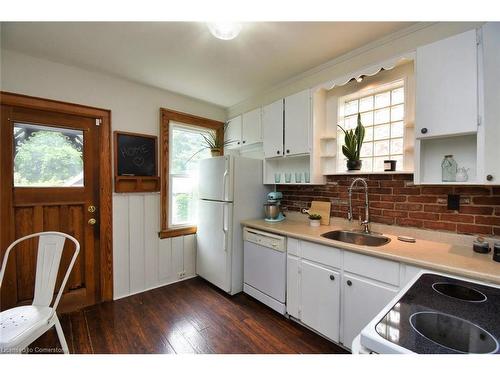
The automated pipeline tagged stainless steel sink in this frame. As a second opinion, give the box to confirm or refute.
[321,230,390,247]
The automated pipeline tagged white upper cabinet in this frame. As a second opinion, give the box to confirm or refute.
[263,99,284,158]
[416,29,478,138]
[482,23,500,184]
[225,116,242,149]
[241,108,262,146]
[284,89,311,156]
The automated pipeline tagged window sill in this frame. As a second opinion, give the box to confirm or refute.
[159,226,197,239]
[328,170,414,176]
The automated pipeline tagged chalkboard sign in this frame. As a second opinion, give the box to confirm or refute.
[115,132,157,176]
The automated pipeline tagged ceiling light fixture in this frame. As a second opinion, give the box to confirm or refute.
[207,22,242,40]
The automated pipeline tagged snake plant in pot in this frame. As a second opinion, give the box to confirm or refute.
[338,113,365,170]
[188,122,235,162]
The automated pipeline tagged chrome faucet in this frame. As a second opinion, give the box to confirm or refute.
[348,177,370,234]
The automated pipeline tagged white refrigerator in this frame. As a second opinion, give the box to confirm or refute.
[196,155,268,295]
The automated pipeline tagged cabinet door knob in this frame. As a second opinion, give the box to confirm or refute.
[329,275,335,281]
[487,174,493,181]
[242,140,246,144]
[237,141,240,145]
[347,280,352,286]
[277,150,280,155]
[286,149,290,154]
[420,128,428,134]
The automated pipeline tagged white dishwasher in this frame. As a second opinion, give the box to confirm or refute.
[243,227,287,314]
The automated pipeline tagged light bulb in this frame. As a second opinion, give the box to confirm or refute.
[207,22,242,40]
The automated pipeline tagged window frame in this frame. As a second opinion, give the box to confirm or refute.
[337,79,407,173]
[159,108,224,239]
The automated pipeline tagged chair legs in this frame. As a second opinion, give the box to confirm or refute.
[54,316,69,354]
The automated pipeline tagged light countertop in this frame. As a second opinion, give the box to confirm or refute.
[241,215,500,285]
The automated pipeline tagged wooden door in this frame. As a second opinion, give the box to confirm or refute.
[342,273,397,349]
[1,105,100,312]
[300,260,340,342]
[262,99,284,158]
[416,29,478,138]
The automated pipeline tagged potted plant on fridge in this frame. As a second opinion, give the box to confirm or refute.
[188,122,234,161]
[338,113,365,171]
[201,122,235,157]
[308,213,322,227]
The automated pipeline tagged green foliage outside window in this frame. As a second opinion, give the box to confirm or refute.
[14,130,83,186]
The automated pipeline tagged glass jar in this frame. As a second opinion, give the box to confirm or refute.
[441,155,457,182]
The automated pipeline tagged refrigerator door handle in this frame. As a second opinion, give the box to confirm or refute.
[222,169,229,202]
[222,203,229,252]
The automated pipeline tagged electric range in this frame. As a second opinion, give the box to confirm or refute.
[359,271,500,354]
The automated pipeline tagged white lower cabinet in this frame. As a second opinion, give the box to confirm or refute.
[341,274,398,349]
[286,254,300,318]
[284,237,402,351]
[300,260,341,342]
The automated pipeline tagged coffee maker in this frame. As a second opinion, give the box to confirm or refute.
[264,191,285,222]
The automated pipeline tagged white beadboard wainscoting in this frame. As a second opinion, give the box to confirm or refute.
[113,193,196,299]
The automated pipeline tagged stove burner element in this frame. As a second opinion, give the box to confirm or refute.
[432,282,487,303]
[410,311,498,354]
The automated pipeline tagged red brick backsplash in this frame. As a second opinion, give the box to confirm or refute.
[278,173,500,237]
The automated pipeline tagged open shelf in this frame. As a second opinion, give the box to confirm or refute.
[416,134,478,184]
[264,154,324,184]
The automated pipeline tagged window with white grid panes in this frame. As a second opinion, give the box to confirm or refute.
[337,81,405,172]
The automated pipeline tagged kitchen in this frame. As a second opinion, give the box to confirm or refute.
[0,3,499,373]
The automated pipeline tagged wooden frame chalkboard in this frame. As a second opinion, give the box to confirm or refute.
[114,131,160,193]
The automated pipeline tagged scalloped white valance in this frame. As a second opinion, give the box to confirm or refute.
[315,52,415,91]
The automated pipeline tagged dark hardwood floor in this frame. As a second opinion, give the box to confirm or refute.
[29,277,349,354]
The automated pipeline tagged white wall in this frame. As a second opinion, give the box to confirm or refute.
[113,194,196,298]
[227,22,483,118]
[0,49,226,299]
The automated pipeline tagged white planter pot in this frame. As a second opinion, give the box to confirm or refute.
[309,219,321,227]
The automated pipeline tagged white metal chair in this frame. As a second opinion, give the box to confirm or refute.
[0,232,80,354]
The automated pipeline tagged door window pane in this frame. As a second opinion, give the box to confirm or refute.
[13,123,84,187]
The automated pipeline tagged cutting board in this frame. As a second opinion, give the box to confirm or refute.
[309,201,331,226]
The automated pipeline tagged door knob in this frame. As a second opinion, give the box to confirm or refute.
[487,174,493,181]
[420,128,428,134]
[347,280,352,286]
[329,275,335,281]
[88,205,96,213]
[88,218,97,225]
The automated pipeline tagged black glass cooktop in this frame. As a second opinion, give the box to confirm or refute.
[375,273,500,354]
